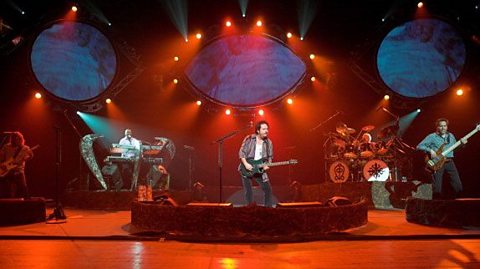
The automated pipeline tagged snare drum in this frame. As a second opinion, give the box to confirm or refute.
[363,159,390,182]
[329,161,350,183]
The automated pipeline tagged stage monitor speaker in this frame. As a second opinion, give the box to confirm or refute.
[186,202,232,207]
[276,201,323,208]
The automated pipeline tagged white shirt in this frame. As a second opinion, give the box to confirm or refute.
[119,136,141,158]
[254,143,263,160]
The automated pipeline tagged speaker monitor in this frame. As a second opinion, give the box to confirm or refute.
[276,201,323,208]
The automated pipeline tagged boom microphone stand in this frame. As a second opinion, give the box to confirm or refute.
[47,126,67,223]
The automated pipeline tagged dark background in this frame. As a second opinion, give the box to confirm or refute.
[1,0,479,199]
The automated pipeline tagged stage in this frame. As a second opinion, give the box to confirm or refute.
[0,207,479,268]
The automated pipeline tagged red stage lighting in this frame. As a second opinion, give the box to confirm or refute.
[195,33,202,39]
[258,109,264,116]
[173,79,179,84]
[173,56,179,62]
[71,6,78,12]
[310,76,316,82]
[309,54,315,60]
[226,21,232,27]
[105,98,112,104]
[225,109,231,115]
[34,92,42,99]
[456,89,464,96]
[384,94,390,100]
[287,98,293,105]
[196,100,202,106]
[256,20,262,27]
[286,32,293,39]
[417,2,424,8]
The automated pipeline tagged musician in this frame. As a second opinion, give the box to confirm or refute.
[118,129,141,188]
[0,132,34,199]
[416,118,467,199]
[239,120,274,207]
[118,129,141,158]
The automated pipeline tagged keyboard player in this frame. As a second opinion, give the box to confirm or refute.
[118,128,141,189]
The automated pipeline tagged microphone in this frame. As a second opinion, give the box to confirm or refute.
[184,144,195,151]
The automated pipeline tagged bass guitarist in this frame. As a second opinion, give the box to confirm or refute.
[238,120,274,207]
[416,118,467,199]
[0,131,34,199]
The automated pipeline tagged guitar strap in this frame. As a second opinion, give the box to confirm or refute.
[13,145,23,160]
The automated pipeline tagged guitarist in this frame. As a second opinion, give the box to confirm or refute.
[0,131,34,199]
[416,118,467,199]
[238,121,274,207]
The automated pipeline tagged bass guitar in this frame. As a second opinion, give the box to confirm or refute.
[0,145,39,177]
[240,159,298,177]
[425,124,480,172]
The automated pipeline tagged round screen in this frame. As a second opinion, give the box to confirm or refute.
[31,21,117,101]
[377,19,465,98]
[185,34,306,107]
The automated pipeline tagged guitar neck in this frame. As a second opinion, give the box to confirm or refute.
[442,127,479,156]
[262,161,292,167]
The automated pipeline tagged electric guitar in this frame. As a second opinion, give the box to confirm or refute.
[240,159,298,177]
[0,145,39,177]
[425,124,480,172]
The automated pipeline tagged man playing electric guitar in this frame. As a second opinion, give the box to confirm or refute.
[0,131,34,199]
[416,118,467,199]
[238,120,274,207]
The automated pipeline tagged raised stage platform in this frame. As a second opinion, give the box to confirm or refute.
[0,198,46,226]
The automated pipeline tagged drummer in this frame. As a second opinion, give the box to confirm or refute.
[359,132,375,158]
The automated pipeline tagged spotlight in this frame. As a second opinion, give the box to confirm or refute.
[225,109,231,115]
[256,20,262,27]
[34,92,42,99]
[381,18,386,22]
[185,38,189,42]
[242,14,246,18]
[286,32,293,38]
[195,33,202,39]
[76,111,81,115]
[309,54,315,60]
[173,79,178,84]
[287,98,293,105]
[384,94,390,100]
[196,100,202,106]
[108,22,112,26]
[310,76,316,82]
[105,98,112,104]
[417,108,421,113]
[258,109,264,116]
[300,37,304,41]
[456,89,464,96]
[417,2,424,8]
[21,11,25,15]
[173,56,179,62]
[71,5,78,12]
[226,21,232,27]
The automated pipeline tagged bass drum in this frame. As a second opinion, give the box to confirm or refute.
[329,161,350,183]
[363,159,390,182]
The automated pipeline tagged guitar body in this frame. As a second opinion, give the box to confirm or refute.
[0,158,17,177]
[425,144,446,173]
[239,159,298,178]
[240,159,266,177]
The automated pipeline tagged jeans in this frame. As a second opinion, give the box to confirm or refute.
[241,175,273,207]
[432,160,463,199]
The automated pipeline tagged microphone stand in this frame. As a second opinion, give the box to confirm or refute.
[47,126,67,223]
[212,124,252,202]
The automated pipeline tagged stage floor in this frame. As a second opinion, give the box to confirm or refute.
[0,208,479,268]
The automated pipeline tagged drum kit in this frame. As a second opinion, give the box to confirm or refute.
[325,122,414,183]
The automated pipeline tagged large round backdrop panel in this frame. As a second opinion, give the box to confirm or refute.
[31,21,117,101]
[377,18,466,98]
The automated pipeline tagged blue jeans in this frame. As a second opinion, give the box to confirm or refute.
[432,160,463,199]
[241,175,273,207]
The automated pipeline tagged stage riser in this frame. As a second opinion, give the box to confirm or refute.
[0,199,46,226]
[406,198,480,228]
[131,200,368,241]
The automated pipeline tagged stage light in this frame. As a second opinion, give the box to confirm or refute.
[173,79,178,84]
[185,38,188,42]
[108,22,112,26]
[226,21,232,27]
[309,54,315,60]
[71,5,78,12]
[417,2,424,8]
[417,108,421,113]
[242,13,246,18]
[225,109,231,115]
[174,56,179,62]
[195,33,202,39]
[384,94,390,100]
[256,20,262,27]
[287,98,293,105]
[105,98,112,104]
[76,111,81,115]
[258,109,264,116]
[310,76,316,82]
[300,37,304,41]
[196,100,202,106]
[21,11,25,15]
[34,92,42,99]
[286,32,293,38]
[456,88,464,96]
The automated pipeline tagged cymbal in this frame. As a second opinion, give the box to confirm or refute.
[336,123,356,135]
[361,125,375,132]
